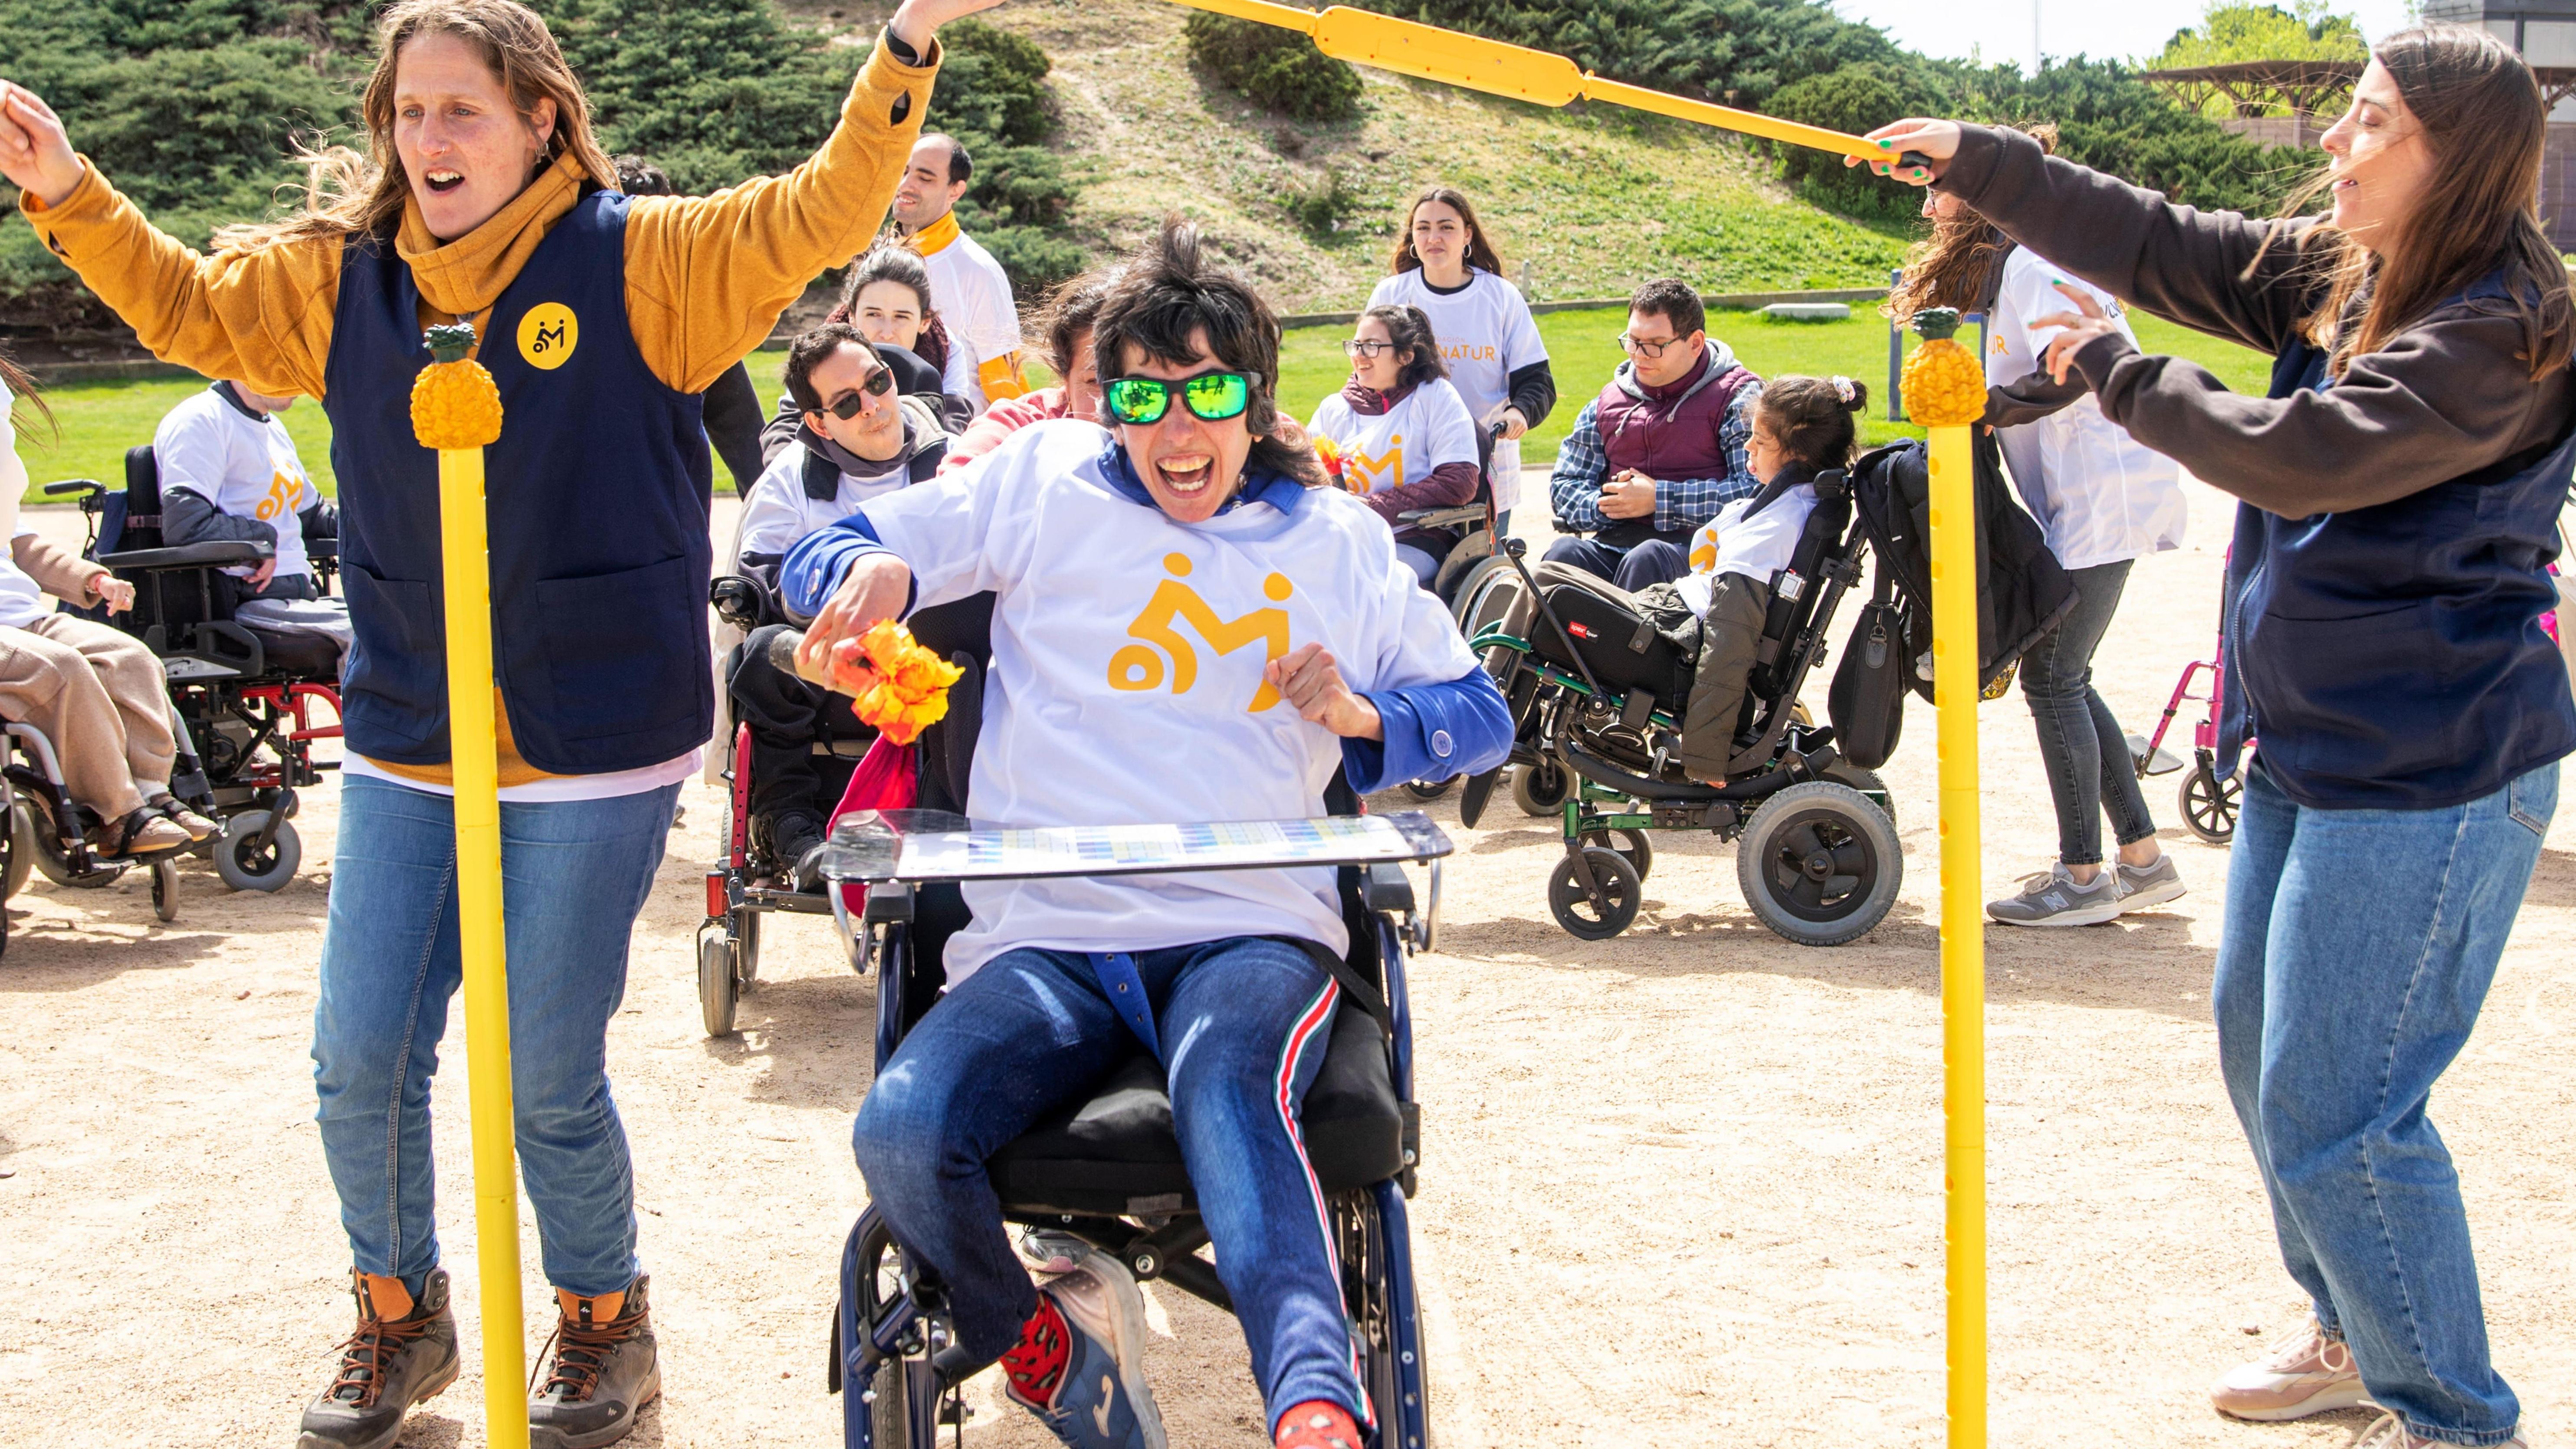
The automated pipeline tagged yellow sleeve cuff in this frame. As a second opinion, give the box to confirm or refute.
[977,351,1029,401]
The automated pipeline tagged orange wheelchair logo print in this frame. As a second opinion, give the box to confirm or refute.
[1340,436,1401,496]
[1108,554,1294,712]
[517,302,578,370]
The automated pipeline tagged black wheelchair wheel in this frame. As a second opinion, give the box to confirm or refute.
[1402,777,1455,802]
[1820,762,1896,827]
[2180,759,2239,846]
[1331,1191,1411,1449]
[698,932,739,1037]
[21,795,121,890]
[1736,782,1902,946]
[214,810,301,892]
[1547,846,1642,940]
[3,795,31,901]
[731,905,763,986]
[1578,826,1653,884]
[1513,759,1571,817]
[150,858,180,923]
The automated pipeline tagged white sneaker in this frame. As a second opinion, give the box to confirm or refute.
[2114,851,2187,913]
[2212,1318,2373,1421]
[2352,1408,2528,1449]
[1986,862,2126,926]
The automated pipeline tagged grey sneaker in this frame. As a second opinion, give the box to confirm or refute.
[2115,852,2187,913]
[528,1276,660,1449]
[2349,1409,2524,1448]
[298,1269,459,1449]
[1987,862,2126,927]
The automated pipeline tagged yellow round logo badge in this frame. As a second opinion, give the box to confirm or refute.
[517,302,579,370]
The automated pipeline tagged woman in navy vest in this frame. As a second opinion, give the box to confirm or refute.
[3,0,994,1442]
[1863,28,2571,1449]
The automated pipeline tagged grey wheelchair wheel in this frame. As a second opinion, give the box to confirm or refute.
[4,795,32,901]
[698,932,739,1037]
[150,858,180,923]
[1820,762,1896,827]
[1513,759,1571,817]
[214,811,302,892]
[1736,782,1902,946]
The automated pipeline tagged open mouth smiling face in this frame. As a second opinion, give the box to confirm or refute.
[1112,328,1256,526]
[391,30,558,243]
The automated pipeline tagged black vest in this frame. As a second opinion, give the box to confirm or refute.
[324,191,715,773]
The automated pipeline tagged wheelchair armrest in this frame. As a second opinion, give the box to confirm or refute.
[307,538,339,564]
[1396,505,1484,531]
[862,881,915,925]
[1361,861,1415,916]
[709,574,773,632]
[97,540,271,571]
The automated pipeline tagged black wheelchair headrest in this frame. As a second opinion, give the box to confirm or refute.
[123,444,161,513]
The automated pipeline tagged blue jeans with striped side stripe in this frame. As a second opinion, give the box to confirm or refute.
[851,936,1359,1432]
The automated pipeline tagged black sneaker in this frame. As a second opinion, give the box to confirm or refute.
[297,1269,459,1449]
[528,1276,661,1449]
[758,811,826,887]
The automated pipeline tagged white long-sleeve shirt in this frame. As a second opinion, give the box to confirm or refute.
[857,420,1479,981]
[915,216,1023,408]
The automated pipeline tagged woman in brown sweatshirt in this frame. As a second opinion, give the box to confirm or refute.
[1864,26,2570,1449]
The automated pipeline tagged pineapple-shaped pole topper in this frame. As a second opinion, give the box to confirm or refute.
[411,322,504,450]
[1900,307,1985,428]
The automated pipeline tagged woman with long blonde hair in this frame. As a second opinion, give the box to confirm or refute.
[1,1,994,1443]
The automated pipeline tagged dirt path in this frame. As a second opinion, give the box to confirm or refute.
[3,483,2569,1448]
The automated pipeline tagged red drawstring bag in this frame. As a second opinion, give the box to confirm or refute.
[830,734,919,916]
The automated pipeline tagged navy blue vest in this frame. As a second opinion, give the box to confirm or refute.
[324,191,715,773]
[2218,275,2576,809]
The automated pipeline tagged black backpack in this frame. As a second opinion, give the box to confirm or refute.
[1827,569,1911,770]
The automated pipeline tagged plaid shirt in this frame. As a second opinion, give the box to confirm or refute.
[1547,375,1765,533]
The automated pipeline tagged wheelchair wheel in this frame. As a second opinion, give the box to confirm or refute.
[150,858,180,923]
[21,795,119,890]
[214,811,301,892]
[1401,777,1455,802]
[1512,759,1570,817]
[698,932,740,1037]
[2180,759,2239,846]
[846,1211,937,1449]
[1333,1189,1430,1449]
[1736,782,1902,946]
[1547,846,1642,940]
[1578,826,1653,884]
[731,905,763,986]
[3,796,31,901]
[1820,762,1896,827]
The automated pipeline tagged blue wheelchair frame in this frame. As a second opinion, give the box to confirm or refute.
[824,825,1438,1449]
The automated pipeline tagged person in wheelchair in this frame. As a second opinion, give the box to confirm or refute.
[784,222,1509,1449]
[150,379,349,664]
[1305,303,1483,590]
[3,358,210,856]
[1517,375,1870,784]
[732,322,953,882]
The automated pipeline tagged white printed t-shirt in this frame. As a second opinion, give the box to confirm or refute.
[151,385,319,582]
[738,440,917,560]
[1987,246,2186,570]
[1306,378,1480,499]
[1365,269,1548,515]
[1,382,44,629]
[913,214,1023,408]
[1673,483,1821,615]
[860,419,1480,982]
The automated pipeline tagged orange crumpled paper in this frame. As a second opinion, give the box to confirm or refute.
[821,619,965,746]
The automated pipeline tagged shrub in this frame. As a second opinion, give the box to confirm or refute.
[1767,62,1959,220]
[931,19,1085,295]
[1184,13,1364,123]
[1288,169,1367,239]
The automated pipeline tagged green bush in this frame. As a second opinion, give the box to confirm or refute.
[1767,62,1959,220]
[1184,13,1364,123]
[1288,169,1366,240]
[930,18,1084,295]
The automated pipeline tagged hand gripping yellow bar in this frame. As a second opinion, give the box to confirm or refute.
[411,322,530,1449]
[1167,0,1934,166]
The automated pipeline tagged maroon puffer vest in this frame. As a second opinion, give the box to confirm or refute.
[1596,345,1756,480]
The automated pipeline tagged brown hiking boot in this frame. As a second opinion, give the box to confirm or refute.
[297,1268,459,1449]
[528,1275,661,1449]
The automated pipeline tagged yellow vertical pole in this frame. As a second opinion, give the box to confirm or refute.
[413,323,528,1449]
[1900,307,1985,1449]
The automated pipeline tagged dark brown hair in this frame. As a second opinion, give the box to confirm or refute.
[217,0,616,251]
[830,244,954,377]
[1358,304,1447,391]
[1888,125,2058,321]
[1092,218,1325,488]
[784,323,882,415]
[1756,375,1870,470]
[1037,268,1120,377]
[2264,25,2573,379]
[1388,186,1507,278]
[2,350,56,445]
[1629,277,1706,339]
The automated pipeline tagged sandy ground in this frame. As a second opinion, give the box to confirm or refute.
[2,480,2570,1449]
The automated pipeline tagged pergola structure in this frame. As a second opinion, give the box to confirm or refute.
[2137,59,2362,124]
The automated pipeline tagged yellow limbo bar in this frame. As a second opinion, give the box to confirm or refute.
[1167,0,1923,162]
[415,325,529,1449]
[1926,422,1985,1449]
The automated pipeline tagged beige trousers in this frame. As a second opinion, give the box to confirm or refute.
[0,614,176,821]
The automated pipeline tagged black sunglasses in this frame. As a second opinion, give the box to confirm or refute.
[816,365,896,419]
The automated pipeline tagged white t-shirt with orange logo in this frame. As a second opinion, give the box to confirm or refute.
[151,386,319,582]
[1365,269,1548,515]
[860,418,1480,982]
[1306,378,1480,500]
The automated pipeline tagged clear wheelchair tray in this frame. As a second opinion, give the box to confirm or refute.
[815,808,1453,885]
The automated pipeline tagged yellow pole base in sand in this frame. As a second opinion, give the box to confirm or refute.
[417,323,527,1449]
[1926,422,1985,1449]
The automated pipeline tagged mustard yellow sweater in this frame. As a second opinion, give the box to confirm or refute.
[22,36,939,785]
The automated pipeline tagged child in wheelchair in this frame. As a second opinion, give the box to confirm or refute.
[784,222,1509,1449]
[150,380,350,663]
[1513,375,1869,784]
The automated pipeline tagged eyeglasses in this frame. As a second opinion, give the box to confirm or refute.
[1102,371,1253,427]
[1618,333,1684,360]
[817,365,896,419]
[1341,338,1398,359]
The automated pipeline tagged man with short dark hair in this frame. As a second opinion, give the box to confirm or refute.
[891,131,1027,407]
[784,222,1509,1449]
[1544,276,1764,590]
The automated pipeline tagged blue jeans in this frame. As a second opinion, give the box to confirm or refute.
[312,775,679,1297]
[1540,532,1693,592]
[2018,559,2155,864]
[2215,759,2553,1445]
[852,937,1362,1431]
